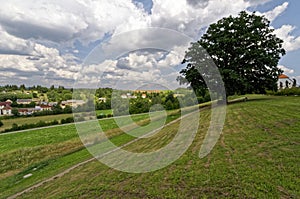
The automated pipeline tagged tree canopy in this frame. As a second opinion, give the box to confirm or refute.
[178,11,286,96]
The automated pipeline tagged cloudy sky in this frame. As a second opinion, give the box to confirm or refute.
[0,0,299,89]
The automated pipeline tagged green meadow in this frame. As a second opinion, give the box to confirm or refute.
[0,95,299,198]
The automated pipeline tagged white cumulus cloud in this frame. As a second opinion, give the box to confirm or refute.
[262,2,289,22]
[278,65,294,74]
[0,0,299,87]
[274,25,300,52]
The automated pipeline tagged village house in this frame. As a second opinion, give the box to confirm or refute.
[121,94,128,99]
[60,100,85,109]
[48,102,58,107]
[98,97,107,103]
[18,107,42,115]
[120,93,137,99]
[18,108,31,116]
[40,105,52,111]
[6,99,13,104]
[278,74,293,89]
[135,90,161,94]
[17,105,53,116]
[0,102,12,116]
[16,99,32,105]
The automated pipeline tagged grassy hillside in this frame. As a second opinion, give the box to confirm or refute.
[0,111,184,198]
[1,95,299,198]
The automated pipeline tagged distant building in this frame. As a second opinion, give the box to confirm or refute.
[121,93,137,99]
[173,94,185,98]
[278,74,293,89]
[40,105,52,111]
[0,102,12,116]
[135,90,162,94]
[61,100,85,109]
[48,102,58,107]
[121,94,127,99]
[98,98,107,103]
[6,99,13,104]
[16,99,32,105]
[18,108,30,116]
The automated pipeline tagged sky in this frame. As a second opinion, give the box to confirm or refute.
[0,0,299,89]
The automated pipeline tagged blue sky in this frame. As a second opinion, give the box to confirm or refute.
[0,0,299,89]
[253,0,300,78]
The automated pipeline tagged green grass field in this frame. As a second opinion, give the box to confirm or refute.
[95,109,113,116]
[0,95,299,198]
[0,111,182,198]
[0,114,73,132]
[0,109,113,132]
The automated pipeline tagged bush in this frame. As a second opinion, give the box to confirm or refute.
[272,87,300,96]
[0,120,3,127]
[61,117,74,124]
[97,114,107,119]
[1,119,64,133]
[51,120,59,125]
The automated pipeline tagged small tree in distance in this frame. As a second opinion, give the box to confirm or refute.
[178,11,286,97]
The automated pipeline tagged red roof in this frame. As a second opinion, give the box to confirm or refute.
[40,105,51,108]
[279,74,289,79]
[0,102,11,106]
[18,108,28,112]
[2,106,12,110]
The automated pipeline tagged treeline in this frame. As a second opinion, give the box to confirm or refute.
[112,91,203,116]
[0,84,68,93]
[0,93,32,102]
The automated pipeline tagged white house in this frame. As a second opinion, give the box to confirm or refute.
[61,100,85,109]
[278,74,293,89]
[98,98,107,103]
[0,102,12,116]
[16,99,32,105]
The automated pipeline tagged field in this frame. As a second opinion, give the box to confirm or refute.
[0,109,114,132]
[0,95,299,198]
[96,109,113,116]
[0,114,73,132]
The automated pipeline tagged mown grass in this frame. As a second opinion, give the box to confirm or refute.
[95,109,113,116]
[8,95,299,198]
[0,111,184,198]
[0,114,73,132]
[0,114,151,182]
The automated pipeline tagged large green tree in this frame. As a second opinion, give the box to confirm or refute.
[178,11,285,96]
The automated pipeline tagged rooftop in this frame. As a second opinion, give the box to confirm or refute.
[279,74,289,79]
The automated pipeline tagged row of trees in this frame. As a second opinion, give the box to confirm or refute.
[0,84,67,93]
[0,93,32,102]
[112,91,198,116]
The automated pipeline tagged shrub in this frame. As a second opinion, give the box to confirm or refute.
[273,87,300,96]
[61,117,74,124]
[51,120,59,125]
